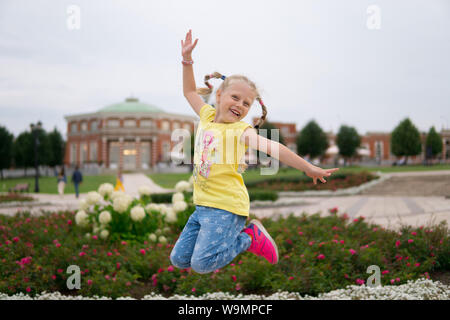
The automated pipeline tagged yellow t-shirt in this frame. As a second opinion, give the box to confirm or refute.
[193,104,252,217]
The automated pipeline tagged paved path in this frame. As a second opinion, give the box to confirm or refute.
[1,170,449,231]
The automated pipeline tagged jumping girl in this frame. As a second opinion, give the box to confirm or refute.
[170,29,339,274]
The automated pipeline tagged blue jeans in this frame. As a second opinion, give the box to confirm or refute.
[74,183,80,198]
[170,205,252,274]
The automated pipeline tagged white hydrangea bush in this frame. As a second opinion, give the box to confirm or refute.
[72,179,195,242]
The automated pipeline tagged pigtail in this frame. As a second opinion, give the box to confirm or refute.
[253,97,267,130]
[196,72,226,100]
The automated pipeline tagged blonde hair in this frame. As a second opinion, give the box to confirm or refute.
[197,72,267,129]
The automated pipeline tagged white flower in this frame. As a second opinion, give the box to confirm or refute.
[158,204,169,216]
[173,201,188,213]
[100,229,109,239]
[159,236,167,244]
[98,183,114,197]
[75,210,89,227]
[93,226,100,234]
[130,206,146,222]
[138,185,152,197]
[145,203,160,213]
[172,192,184,203]
[175,180,191,192]
[164,208,177,223]
[163,227,170,233]
[110,191,125,202]
[85,233,91,239]
[78,199,90,211]
[86,191,103,205]
[148,233,157,242]
[99,211,112,224]
[155,228,162,235]
[113,194,132,213]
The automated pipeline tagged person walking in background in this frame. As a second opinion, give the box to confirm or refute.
[57,166,67,196]
[71,165,83,198]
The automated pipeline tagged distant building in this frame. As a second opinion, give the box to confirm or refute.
[64,97,197,170]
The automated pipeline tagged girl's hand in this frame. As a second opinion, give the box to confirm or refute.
[181,29,198,60]
[305,165,339,185]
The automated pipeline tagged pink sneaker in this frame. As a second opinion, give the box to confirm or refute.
[242,219,279,264]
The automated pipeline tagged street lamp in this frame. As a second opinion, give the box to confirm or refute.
[30,121,42,193]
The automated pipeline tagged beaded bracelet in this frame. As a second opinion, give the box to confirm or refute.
[182,59,194,65]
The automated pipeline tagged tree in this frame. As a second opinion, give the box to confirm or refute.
[425,126,443,164]
[391,118,422,165]
[47,127,65,167]
[296,120,329,161]
[336,125,361,166]
[0,125,14,179]
[14,131,34,175]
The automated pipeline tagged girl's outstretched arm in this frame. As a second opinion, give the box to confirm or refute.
[241,127,339,184]
[181,29,204,116]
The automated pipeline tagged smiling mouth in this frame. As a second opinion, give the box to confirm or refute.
[230,109,240,117]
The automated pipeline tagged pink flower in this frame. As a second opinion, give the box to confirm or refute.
[92,235,98,240]
[167,265,174,272]
[332,226,339,231]
[126,281,132,286]
[79,252,86,257]
[382,270,389,275]
[191,288,196,292]
[55,243,61,247]
[231,275,237,282]
[298,231,303,236]
[396,278,400,282]
[344,274,349,279]
[349,249,356,255]
[395,240,401,248]
[415,263,420,267]
[57,269,63,273]
[67,220,72,225]
[353,218,359,223]
[308,241,314,246]
[317,254,325,260]
[235,283,241,291]
[26,287,31,293]
[12,237,19,242]
[372,228,378,232]
[390,279,395,284]
[332,239,338,244]
[116,263,121,269]
[356,279,365,285]
[411,231,417,236]
[288,276,294,280]
[121,241,127,245]
[340,240,345,244]
[51,275,57,280]
[140,249,146,255]
[107,252,112,256]
[87,280,93,285]
[408,239,414,244]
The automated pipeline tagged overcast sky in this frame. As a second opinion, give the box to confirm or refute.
[1,0,449,140]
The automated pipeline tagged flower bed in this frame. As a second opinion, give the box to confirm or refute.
[0,278,448,300]
[0,193,34,203]
[0,197,448,299]
[246,171,378,192]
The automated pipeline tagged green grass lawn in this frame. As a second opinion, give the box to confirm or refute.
[0,175,116,195]
[148,163,450,188]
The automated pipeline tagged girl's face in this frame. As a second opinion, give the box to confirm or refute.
[214,81,256,123]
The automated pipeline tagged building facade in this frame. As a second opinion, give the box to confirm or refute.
[64,97,197,170]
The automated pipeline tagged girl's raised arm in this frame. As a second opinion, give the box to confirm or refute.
[182,29,204,116]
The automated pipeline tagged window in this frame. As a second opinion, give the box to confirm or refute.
[281,127,289,136]
[124,119,136,127]
[140,119,153,127]
[162,142,170,161]
[162,120,170,131]
[70,143,77,164]
[107,119,120,128]
[91,121,98,132]
[81,122,88,132]
[70,123,77,133]
[173,122,180,130]
[90,141,97,162]
[80,143,87,163]
[183,123,191,131]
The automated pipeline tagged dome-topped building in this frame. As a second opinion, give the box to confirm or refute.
[64,97,197,170]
